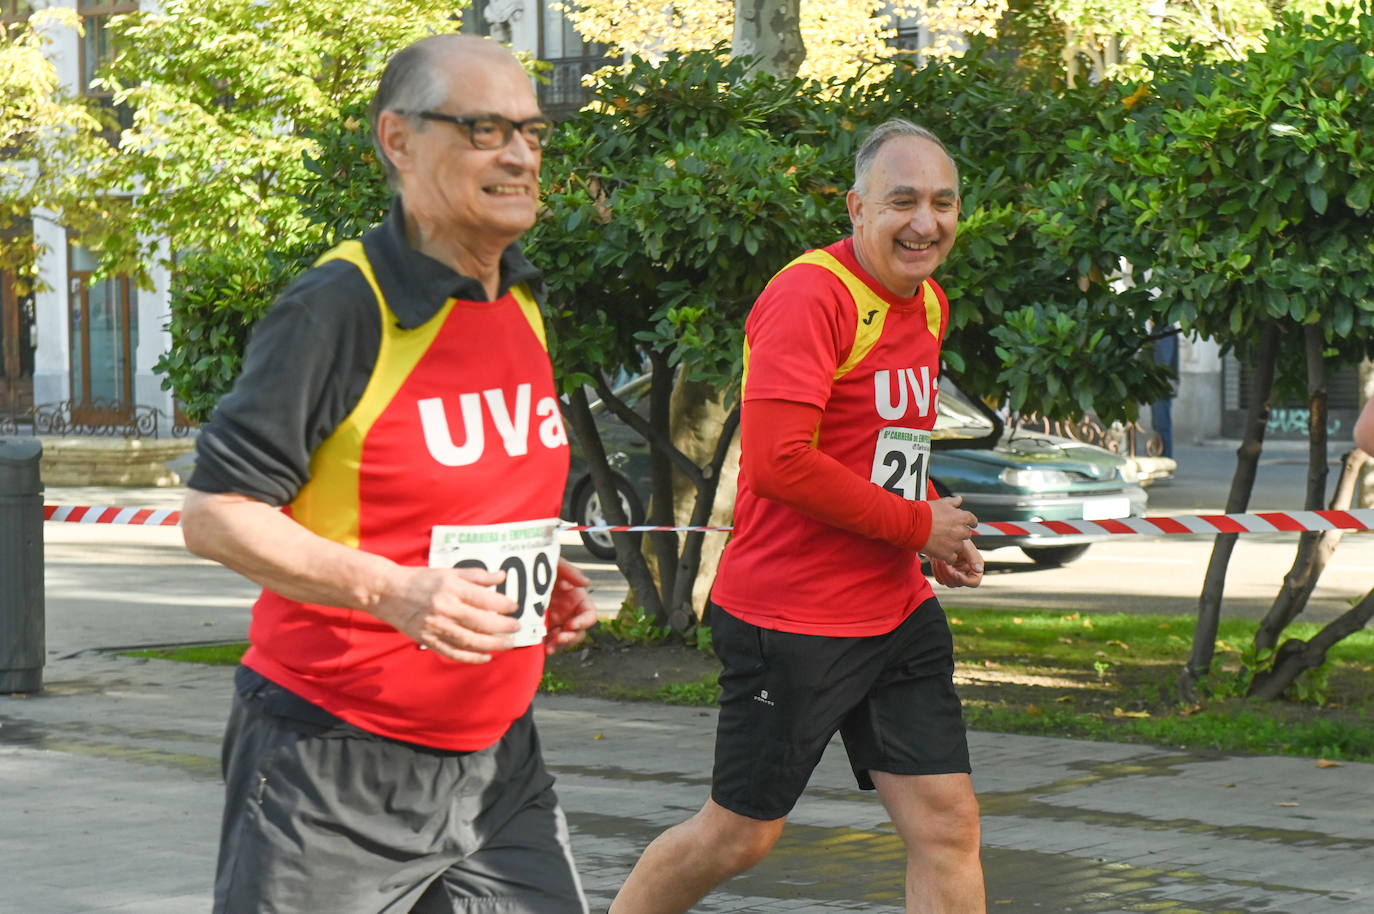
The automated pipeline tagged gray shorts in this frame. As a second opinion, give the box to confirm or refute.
[215,667,587,914]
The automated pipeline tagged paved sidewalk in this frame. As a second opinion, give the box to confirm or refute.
[3,449,1373,913]
[5,654,1373,913]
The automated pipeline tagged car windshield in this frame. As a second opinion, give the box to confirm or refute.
[933,380,998,441]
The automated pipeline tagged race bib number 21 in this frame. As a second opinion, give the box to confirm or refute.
[871,427,931,502]
[428,519,561,648]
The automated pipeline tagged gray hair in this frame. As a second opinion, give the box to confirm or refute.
[853,119,960,197]
[369,38,451,192]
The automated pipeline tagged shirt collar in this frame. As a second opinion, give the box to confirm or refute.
[360,197,545,330]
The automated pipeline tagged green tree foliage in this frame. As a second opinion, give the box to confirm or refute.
[94,0,462,275]
[528,50,852,630]
[857,43,1174,420]
[161,100,391,422]
[1058,4,1374,696]
[1096,8,1373,382]
[97,0,462,418]
[0,9,114,289]
[1004,0,1339,85]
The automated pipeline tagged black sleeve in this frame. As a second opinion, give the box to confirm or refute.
[187,261,380,505]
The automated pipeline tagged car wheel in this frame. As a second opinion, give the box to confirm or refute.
[1020,543,1091,567]
[571,473,644,560]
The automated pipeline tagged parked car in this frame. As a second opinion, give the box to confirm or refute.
[561,375,654,560]
[563,375,1147,565]
[927,382,1148,566]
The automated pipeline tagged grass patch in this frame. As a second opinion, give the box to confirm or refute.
[119,608,1374,762]
[124,642,249,665]
[609,673,720,707]
[539,671,574,694]
[950,608,1374,761]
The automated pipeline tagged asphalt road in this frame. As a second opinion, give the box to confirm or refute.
[939,441,1374,621]
[40,436,1373,658]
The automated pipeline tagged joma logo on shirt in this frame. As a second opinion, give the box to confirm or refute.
[417,384,568,467]
[874,366,936,421]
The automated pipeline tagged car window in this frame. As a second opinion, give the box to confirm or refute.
[587,374,652,422]
[934,380,998,440]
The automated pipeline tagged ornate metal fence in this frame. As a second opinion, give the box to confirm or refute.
[1012,412,1164,458]
[0,400,192,439]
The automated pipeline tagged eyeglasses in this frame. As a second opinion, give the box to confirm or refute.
[401,111,553,150]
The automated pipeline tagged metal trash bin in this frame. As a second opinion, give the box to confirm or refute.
[0,437,44,693]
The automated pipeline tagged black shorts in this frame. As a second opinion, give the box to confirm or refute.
[709,598,970,821]
[215,667,587,914]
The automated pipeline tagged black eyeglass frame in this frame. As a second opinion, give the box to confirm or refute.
[398,110,553,150]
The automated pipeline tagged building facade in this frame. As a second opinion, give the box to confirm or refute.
[9,1,1345,446]
[4,0,603,437]
[3,0,175,435]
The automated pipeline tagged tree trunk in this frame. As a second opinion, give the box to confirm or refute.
[1062,25,1080,87]
[665,378,738,617]
[690,427,740,618]
[651,377,739,634]
[667,405,740,633]
[563,385,667,625]
[732,0,805,79]
[1358,359,1373,509]
[1252,325,1330,656]
[1248,585,1374,701]
[628,360,741,636]
[1179,318,1280,700]
[1250,447,1369,670]
[645,351,679,608]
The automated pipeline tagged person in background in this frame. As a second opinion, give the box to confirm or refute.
[1150,327,1180,459]
[1354,395,1374,455]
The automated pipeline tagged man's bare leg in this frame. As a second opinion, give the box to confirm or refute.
[872,771,985,914]
[608,798,786,914]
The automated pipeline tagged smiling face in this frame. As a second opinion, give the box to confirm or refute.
[847,135,960,298]
[381,41,543,251]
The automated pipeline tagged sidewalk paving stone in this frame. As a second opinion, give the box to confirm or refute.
[5,458,1374,913]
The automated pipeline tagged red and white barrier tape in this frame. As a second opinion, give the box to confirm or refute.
[970,509,1374,538]
[45,504,183,526]
[561,524,736,533]
[40,505,1374,537]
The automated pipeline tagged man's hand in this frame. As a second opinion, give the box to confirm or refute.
[924,495,978,565]
[181,489,550,664]
[930,539,984,588]
[543,558,599,656]
[385,564,523,664]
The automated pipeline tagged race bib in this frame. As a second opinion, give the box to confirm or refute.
[428,519,561,648]
[870,427,931,501]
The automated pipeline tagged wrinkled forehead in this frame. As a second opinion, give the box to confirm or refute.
[436,50,539,116]
[868,137,960,197]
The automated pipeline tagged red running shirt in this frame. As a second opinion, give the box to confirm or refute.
[242,242,570,751]
[711,238,949,636]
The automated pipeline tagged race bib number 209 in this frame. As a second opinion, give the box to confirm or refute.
[428,519,561,648]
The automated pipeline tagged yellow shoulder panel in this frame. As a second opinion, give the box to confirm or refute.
[918,279,941,342]
[511,283,547,351]
[743,249,943,401]
[293,241,455,546]
[780,250,889,382]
